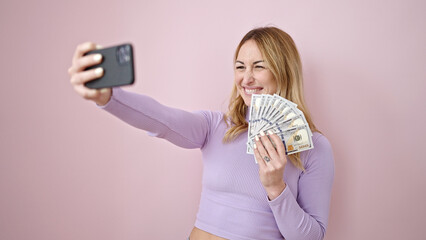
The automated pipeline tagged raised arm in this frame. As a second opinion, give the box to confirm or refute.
[68,42,210,149]
[99,88,210,149]
[269,134,334,239]
[254,132,334,239]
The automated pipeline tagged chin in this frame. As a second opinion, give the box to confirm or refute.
[241,96,251,106]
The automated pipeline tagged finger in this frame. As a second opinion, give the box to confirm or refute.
[74,84,101,100]
[267,130,287,159]
[70,67,104,85]
[99,88,111,94]
[259,131,281,162]
[72,42,101,64]
[74,53,103,73]
[253,143,262,164]
[255,135,272,165]
[254,143,267,169]
[68,53,102,76]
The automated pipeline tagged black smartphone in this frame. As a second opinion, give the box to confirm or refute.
[84,43,135,89]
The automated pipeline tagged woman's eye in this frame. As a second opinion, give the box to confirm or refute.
[255,65,265,69]
[236,66,245,70]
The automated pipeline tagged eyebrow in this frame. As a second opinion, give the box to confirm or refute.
[235,60,265,65]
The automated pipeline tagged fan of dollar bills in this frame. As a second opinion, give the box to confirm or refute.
[247,94,314,157]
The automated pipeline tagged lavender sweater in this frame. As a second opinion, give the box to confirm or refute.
[100,88,334,240]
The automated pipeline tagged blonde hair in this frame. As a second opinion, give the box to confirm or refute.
[223,27,318,170]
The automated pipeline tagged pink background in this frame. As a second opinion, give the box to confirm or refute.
[1,0,425,239]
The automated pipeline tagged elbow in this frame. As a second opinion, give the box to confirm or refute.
[282,220,326,240]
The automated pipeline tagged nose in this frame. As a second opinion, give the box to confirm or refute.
[242,69,254,84]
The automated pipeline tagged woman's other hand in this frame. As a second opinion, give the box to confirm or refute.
[253,130,288,201]
[68,42,112,106]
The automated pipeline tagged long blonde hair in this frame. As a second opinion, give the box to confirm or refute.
[223,27,318,170]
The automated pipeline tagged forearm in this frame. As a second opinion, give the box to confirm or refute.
[269,187,325,240]
[268,134,334,240]
[265,181,287,201]
[99,88,209,149]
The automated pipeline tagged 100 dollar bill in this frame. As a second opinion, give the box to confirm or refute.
[247,125,313,155]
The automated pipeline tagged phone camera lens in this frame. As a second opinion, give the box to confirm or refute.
[116,45,131,65]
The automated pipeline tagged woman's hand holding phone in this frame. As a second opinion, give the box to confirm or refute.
[68,42,112,106]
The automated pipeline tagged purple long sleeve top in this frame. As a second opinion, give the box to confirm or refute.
[100,88,334,240]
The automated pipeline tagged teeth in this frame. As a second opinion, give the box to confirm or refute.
[245,88,260,94]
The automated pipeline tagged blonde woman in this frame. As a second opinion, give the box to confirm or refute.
[69,27,334,240]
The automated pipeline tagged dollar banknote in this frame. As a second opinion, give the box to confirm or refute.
[247,94,314,156]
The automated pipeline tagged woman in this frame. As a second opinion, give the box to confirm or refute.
[68,27,334,240]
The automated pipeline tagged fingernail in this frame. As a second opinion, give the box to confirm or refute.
[267,130,273,135]
[100,88,109,93]
[93,54,102,62]
[94,67,103,76]
[89,89,98,96]
[96,45,103,49]
[253,143,257,149]
[260,131,265,136]
[255,136,260,141]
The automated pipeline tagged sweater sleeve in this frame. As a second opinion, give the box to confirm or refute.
[268,134,334,240]
[98,87,211,149]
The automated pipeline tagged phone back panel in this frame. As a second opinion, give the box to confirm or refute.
[85,44,135,89]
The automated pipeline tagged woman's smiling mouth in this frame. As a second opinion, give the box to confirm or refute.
[244,87,263,95]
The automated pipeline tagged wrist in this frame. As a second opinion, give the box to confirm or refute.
[266,181,287,201]
[95,96,110,106]
[95,88,112,106]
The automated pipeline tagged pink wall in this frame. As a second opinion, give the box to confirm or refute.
[1,0,425,239]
